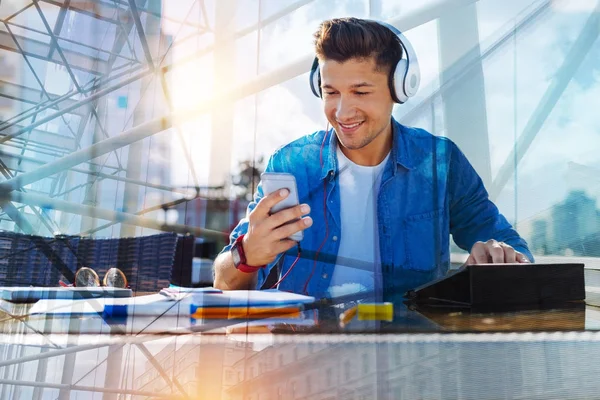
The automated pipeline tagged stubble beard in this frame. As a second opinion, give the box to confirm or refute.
[338,122,387,151]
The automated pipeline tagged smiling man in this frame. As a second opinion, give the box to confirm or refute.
[213,17,533,302]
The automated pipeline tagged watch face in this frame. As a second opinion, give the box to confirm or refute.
[231,245,241,266]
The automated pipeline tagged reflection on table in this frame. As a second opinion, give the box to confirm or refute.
[0,272,599,399]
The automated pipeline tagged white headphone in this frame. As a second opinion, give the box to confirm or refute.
[309,20,420,104]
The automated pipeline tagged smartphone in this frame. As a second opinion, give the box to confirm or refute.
[260,172,304,242]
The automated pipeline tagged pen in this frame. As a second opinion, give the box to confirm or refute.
[339,305,358,328]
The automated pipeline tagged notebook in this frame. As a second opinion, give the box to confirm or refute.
[103,289,315,318]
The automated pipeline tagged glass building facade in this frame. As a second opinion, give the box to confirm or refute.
[1,0,599,262]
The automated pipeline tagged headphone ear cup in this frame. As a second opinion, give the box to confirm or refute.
[391,58,408,104]
[309,58,322,98]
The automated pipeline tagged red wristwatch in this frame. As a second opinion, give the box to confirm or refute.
[231,234,265,273]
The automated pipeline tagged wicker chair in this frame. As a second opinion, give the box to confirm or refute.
[0,232,180,292]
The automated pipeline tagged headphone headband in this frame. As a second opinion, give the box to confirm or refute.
[309,20,420,104]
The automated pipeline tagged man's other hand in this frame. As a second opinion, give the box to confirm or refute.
[466,239,530,265]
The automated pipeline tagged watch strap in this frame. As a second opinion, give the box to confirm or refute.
[232,234,265,273]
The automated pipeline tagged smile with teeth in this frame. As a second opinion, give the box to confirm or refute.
[338,121,364,129]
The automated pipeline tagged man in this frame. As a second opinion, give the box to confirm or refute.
[213,18,533,302]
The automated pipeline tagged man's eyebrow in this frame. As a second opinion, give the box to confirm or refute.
[321,82,375,89]
[350,82,374,88]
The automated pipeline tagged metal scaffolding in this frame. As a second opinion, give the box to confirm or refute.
[0,0,481,239]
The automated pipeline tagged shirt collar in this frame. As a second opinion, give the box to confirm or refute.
[319,127,338,181]
[393,118,420,171]
[320,118,419,181]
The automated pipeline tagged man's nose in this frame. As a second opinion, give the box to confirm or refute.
[335,96,356,121]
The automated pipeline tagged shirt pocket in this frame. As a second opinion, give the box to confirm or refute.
[404,209,444,272]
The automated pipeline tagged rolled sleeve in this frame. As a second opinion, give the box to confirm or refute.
[448,142,534,263]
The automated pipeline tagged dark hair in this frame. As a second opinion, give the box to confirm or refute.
[314,17,403,74]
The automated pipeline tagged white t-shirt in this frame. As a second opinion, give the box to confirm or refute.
[328,145,390,300]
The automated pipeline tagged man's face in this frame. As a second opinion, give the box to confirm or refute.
[320,56,394,152]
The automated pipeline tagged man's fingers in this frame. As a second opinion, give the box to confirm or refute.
[465,254,477,265]
[253,189,290,219]
[499,242,516,263]
[486,240,504,263]
[274,239,300,255]
[267,203,310,230]
[516,251,530,263]
[272,217,313,241]
[468,242,489,264]
[470,240,531,265]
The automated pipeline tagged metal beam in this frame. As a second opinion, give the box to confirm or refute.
[118,0,159,236]
[0,379,182,398]
[5,190,227,240]
[0,69,152,141]
[0,149,120,174]
[46,0,70,61]
[113,0,205,29]
[3,20,140,64]
[159,68,200,188]
[32,0,121,174]
[33,0,88,93]
[0,63,144,132]
[136,344,191,399]
[40,0,130,25]
[106,1,139,68]
[208,0,236,187]
[103,344,124,400]
[127,0,155,70]
[0,80,87,117]
[1,200,35,234]
[0,30,108,75]
[2,19,82,167]
[489,2,600,200]
[1,124,75,150]
[163,0,479,81]
[1,141,67,159]
[0,343,119,368]
[0,115,168,192]
[438,3,491,185]
[40,0,204,30]
[160,0,317,75]
[0,144,62,237]
[0,152,53,175]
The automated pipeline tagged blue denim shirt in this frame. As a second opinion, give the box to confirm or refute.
[220,119,533,302]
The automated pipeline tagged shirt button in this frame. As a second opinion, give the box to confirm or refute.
[332,236,338,241]
[322,273,328,279]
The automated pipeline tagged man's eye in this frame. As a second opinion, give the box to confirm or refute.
[355,92,369,96]
[325,91,337,96]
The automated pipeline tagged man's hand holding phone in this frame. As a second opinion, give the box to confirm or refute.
[242,189,313,267]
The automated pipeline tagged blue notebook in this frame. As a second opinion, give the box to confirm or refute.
[102,289,315,318]
[191,289,316,308]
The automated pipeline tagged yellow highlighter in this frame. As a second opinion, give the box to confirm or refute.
[357,302,394,321]
[339,302,394,327]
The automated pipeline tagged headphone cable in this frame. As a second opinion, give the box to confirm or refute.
[269,123,332,294]
[303,123,331,294]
